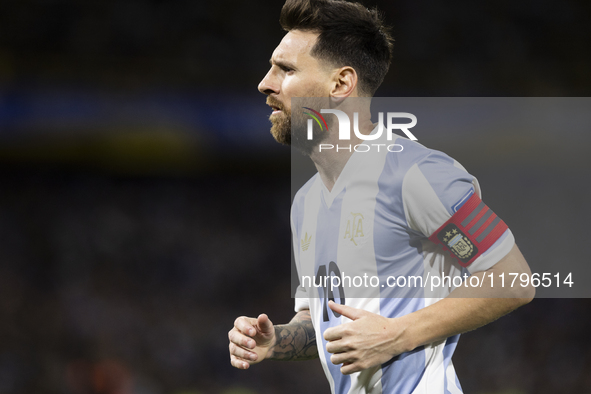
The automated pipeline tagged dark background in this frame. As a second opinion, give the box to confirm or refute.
[0,0,590,393]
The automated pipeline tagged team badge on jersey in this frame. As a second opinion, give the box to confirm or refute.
[343,212,365,246]
[436,223,478,264]
[429,193,508,267]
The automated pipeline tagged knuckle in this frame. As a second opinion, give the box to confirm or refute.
[231,356,243,369]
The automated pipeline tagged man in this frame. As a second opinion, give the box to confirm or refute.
[228,0,535,392]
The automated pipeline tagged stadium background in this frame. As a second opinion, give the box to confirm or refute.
[0,0,590,393]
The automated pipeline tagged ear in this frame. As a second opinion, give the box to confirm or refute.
[330,66,358,103]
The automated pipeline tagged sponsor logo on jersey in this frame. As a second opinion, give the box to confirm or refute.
[301,232,312,251]
[343,212,365,246]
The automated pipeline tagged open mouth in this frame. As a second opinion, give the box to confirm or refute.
[267,100,283,115]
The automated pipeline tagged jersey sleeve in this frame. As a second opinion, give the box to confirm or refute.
[401,151,514,273]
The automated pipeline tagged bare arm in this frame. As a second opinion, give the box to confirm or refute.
[324,244,535,374]
[399,244,534,349]
[267,309,318,361]
[229,309,318,370]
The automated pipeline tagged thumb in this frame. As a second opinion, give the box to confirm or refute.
[257,314,274,335]
[328,301,366,320]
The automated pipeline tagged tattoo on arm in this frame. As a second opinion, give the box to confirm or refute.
[268,310,318,361]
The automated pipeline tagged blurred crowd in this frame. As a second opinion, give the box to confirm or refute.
[0,0,589,95]
[0,169,298,393]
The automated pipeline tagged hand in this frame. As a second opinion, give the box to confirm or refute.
[228,314,275,370]
[323,301,410,375]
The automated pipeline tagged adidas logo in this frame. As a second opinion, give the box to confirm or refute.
[301,232,311,251]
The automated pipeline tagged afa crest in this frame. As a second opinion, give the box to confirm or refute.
[436,223,478,265]
[344,212,365,246]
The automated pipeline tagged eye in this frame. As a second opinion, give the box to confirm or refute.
[281,65,295,73]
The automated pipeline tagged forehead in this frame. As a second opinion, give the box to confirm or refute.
[271,30,319,64]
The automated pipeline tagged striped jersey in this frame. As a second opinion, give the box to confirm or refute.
[290,135,514,394]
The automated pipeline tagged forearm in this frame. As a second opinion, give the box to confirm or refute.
[400,244,535,351]
[266,310,318,361]
[401,289,525,350]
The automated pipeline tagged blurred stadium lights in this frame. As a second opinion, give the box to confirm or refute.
[0,88,282,174]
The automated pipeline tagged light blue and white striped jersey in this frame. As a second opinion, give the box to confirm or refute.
[291,135,514,394]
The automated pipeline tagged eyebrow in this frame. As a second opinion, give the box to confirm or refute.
[269,58,298,71]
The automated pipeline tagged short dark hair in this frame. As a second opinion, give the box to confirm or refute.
[280,0,394,96]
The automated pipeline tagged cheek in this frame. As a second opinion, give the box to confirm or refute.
[303,76,331,97]
[283,79,313,108]
[281,76,297,94]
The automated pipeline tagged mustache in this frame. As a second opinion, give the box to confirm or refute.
[266,97,286,111]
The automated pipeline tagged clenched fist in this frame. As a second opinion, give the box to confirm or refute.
[228,314,275,369]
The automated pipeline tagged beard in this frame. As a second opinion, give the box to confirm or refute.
[267,96,330,156]
[269,106,292,146]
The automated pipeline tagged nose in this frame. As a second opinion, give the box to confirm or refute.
[258,68,279,95]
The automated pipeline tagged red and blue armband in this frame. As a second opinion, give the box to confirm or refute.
[428,193,508,267]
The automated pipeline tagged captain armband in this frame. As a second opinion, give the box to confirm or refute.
[428,193,508,267]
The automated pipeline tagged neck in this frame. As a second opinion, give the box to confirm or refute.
[308,112,374,192]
